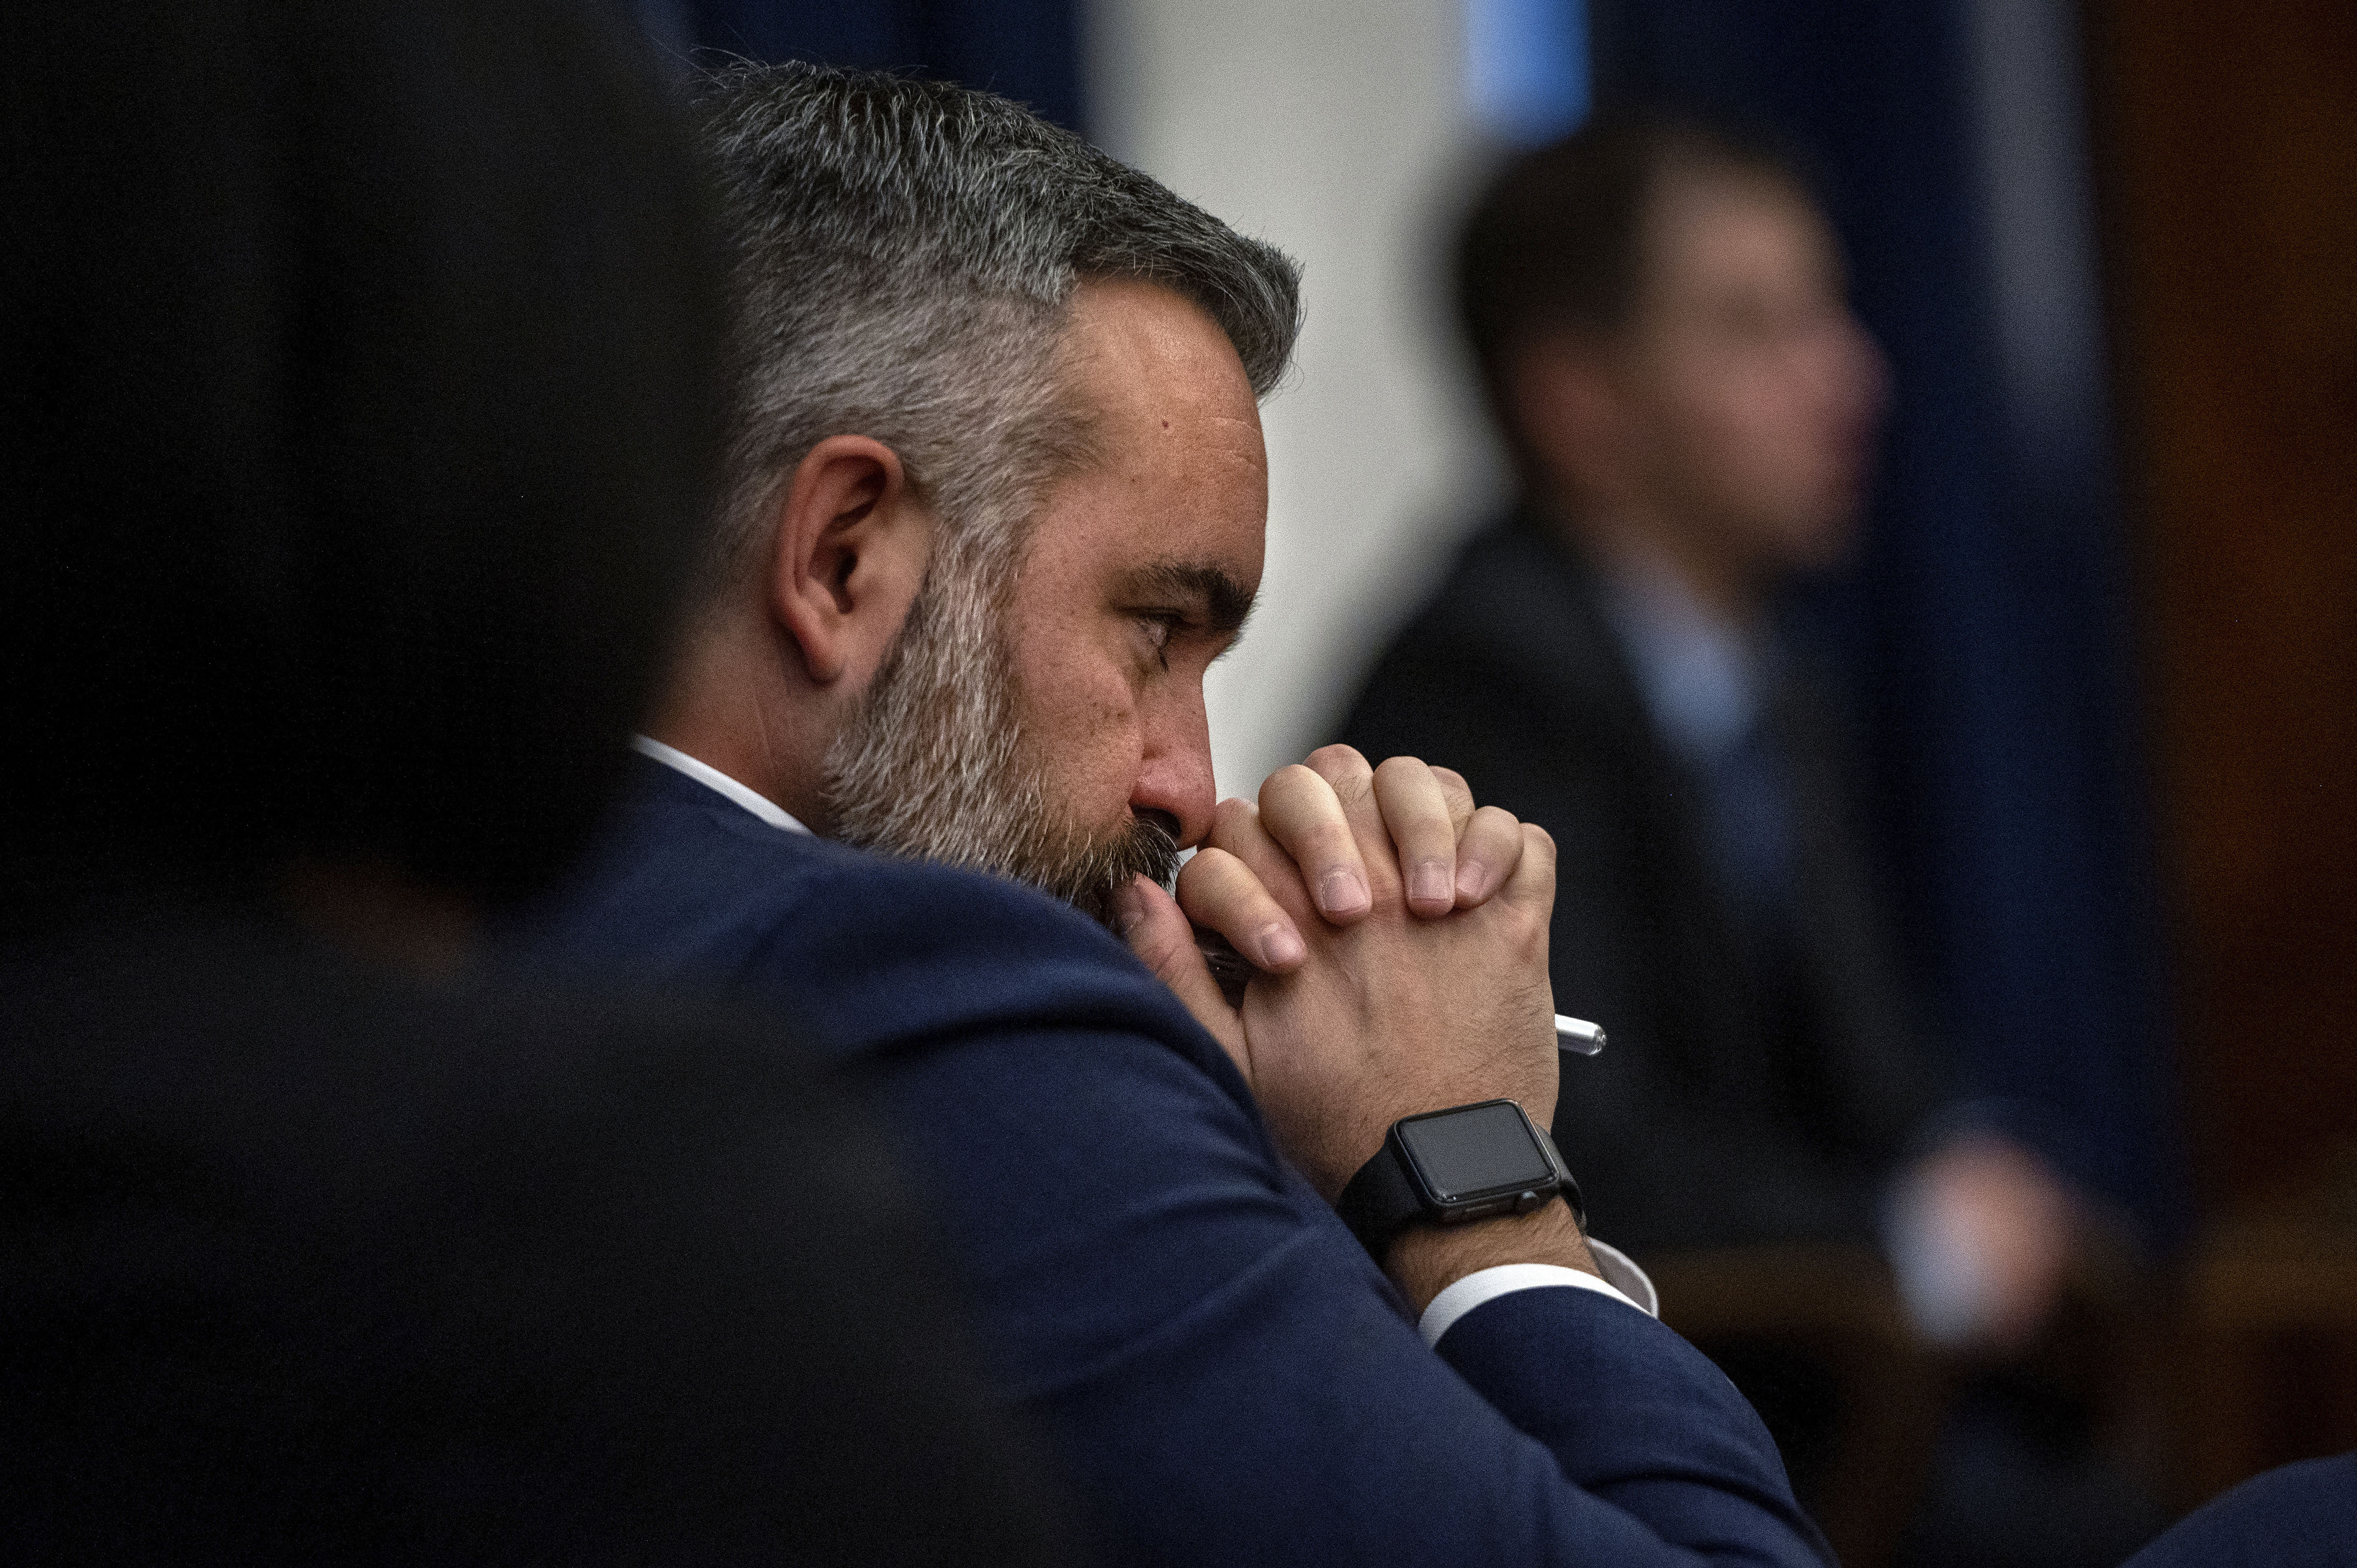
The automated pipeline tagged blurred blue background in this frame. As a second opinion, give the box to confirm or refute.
[634,0,1084,128]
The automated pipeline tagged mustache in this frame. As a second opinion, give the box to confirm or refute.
[1058,811,1182,931]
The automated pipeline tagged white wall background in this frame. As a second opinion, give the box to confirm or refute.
[1086,0,1509,800]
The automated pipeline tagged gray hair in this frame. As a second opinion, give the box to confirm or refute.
[689,62,1303,599]
[685,63,1298,900]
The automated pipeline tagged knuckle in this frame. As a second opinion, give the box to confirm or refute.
[1308,744,1375,798]
[1261,763,1321,806]
[1504,906,1550,965]
[1176,847,1232,894]
[1196,842,1246,876]
[1209,797,1258,839]
[1329,769,1375,812]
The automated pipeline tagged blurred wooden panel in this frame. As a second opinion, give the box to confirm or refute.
[1645,1244,1943,1568]
[2176,1195,2357,1503]
[2092,0,2357,1209]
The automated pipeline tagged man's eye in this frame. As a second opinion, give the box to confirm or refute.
[1136,614,1180,668]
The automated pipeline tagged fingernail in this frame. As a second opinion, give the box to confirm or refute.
[1455,861,1488,902]
[1259,921,1305,968]
[1410,860,1451,907]
[1318,869,1369,917]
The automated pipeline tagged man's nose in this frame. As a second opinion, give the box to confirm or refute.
[1131,696,1217,850]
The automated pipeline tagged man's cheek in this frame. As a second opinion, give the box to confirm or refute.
[1023,675,1140,803]
[1084,704,1147,795]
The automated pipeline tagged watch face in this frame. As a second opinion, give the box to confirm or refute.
[1395,1101,1553,1203]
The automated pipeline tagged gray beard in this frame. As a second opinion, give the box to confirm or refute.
[819,565,1179,929]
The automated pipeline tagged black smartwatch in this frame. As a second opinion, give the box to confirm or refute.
[1336,1099,1584,1261]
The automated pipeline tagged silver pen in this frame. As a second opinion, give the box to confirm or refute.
[1553,1015,1607,1056]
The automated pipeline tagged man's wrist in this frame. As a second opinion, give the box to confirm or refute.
[1382,1196,1596,1316]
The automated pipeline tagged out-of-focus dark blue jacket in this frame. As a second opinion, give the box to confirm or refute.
[2120,1453,2357,1568]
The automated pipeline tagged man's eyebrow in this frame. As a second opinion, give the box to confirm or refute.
[1121,560,1256,636]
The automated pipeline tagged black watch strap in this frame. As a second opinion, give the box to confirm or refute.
[1335,1132,1427,1259]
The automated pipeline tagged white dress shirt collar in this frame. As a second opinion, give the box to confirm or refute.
[632,735,811,836]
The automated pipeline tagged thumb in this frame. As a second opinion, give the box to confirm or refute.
[1116,875,1251,1083]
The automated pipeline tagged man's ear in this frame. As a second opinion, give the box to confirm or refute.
[1509,338,1631,504]
[767,434,932,688]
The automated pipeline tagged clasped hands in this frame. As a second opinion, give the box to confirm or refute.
[1112,745,1560,1205]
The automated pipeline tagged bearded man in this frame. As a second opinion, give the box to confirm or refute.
[513,63,1831,1567]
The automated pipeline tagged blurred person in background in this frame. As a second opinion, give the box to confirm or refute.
[1340,110,2159,1566]
[0,2,1071,1560]
[513,62,1839,1567]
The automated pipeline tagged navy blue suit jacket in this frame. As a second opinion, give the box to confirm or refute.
[2121,1454,2357,1568]
[510,757,1832,1566]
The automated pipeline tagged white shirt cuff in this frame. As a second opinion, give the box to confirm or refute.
[1418,1240,1659,1347]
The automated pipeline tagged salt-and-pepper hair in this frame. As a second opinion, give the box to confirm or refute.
[687,63,1300,906]
[690,61,1302,599]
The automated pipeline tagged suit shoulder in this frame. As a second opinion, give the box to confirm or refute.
[787,838,1143,978]
[776,848,1204,1054]
[2123,1453,2357,1568]
[520,774,1217,1076]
